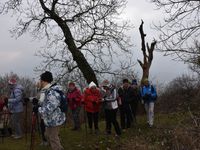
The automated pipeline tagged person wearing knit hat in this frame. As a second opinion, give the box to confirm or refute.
[38,71,65,150]
[88,81,97,88]
[83,81,102,134]
[8,78,17,85]
[40,71,53,83]
[8,77,24,139]
[66,82,82,131]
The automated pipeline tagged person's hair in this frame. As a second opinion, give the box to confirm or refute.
[123,79,129,84]
[40,71,53,83]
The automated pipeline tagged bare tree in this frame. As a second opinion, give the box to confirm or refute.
[188,41,200,75]
[150,0,200,61]
[0,0,132,85]
[137,20,156,83]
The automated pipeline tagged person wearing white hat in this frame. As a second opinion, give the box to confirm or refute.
[83,81,102,134]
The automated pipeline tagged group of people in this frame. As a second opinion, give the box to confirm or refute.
[0,71,157,150]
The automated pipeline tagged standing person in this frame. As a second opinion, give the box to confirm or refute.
[83,82,102,134]
[118,79,134,130]
[38,71,66,150]
[66,82,82,131]
[101,80,121,136]
[8,78,24,139]
[140,79,157,128]
[130,79,140,124]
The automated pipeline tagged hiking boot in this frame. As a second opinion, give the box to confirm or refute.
[40,141,48,146]
[11,134,15,137]
[149,124,154,128]
[14,135,23,139]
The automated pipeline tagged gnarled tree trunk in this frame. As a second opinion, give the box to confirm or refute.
[137,20,156,84]
[39,0,98,85]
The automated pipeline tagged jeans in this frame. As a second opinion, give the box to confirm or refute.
[72,107,81,129]
[87,112,99,130]
[105,109,121,135]
[11,112,23,136]
[144,102,155,126]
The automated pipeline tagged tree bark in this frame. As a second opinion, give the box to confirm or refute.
[39,0,98,85]
[138,20,156,84]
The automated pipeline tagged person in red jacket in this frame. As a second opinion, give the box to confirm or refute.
[66,82,82,131]
[83,82,102,134]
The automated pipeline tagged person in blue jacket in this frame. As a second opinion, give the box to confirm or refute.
[140,78,157,128]
[8,78,24,139]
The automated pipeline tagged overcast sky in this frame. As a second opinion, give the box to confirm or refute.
[0,0,192,83]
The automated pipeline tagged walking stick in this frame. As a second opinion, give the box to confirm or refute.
[83,106,88,139]
[30,112,37,150]
[24,100,28,143]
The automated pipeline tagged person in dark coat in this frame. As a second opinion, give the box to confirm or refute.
[118,79,134,130]
[130,79,141,124]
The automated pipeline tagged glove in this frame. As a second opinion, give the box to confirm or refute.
[32,98,39,105]
[33,105,39,114]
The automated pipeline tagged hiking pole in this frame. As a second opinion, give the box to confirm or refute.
[81,102,89,149]
[83,106,88,139]
[24,98,29,143]
[30,112,37,150]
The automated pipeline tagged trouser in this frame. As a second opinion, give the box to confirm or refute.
[86,112,99,130]
[105,109,121,135]
[45,126,63,150]
[119,104,132,129]
[72,107,81,129]
[11,112,23,136]
[144,102,155,126]
[40,119,47,142]
[130,100,138,123]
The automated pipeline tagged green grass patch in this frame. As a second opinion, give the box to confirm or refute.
[0,112,196,150]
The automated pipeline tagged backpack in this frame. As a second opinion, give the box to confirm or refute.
[150,85,157,100]
[53,89,68,113]
[47,85,68,113]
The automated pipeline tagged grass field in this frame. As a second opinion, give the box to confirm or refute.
[0,112,196,150]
